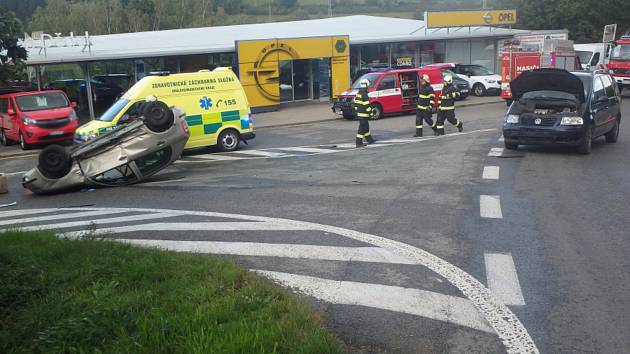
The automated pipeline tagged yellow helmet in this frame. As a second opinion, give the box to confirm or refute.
[360,79,370,88]
[444,75,453,84]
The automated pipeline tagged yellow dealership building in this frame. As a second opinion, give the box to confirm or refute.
[22,15,537,118]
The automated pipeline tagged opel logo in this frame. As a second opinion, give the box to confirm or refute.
[534,118,542,125]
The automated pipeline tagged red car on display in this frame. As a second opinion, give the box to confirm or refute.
[0,90,78,150]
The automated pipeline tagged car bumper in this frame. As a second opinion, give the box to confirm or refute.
[241,132,256,140]
[23,124,77,144]
[503,125,586,146]
[613,76,630,89]
[332,99,355,117]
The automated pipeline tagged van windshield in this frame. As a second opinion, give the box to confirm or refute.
[15,92,69,112]
[576,51,594,65]
[351,73,382,89]
[99,99,130,122]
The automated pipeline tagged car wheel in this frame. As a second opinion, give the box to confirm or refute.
[217,129,240,152]
[577,126,592,155]
[142,101,174,132]
[19,131,31,150]
[605,116,620,143]
[38,145,72,179]
[473,83,486,97]
[370,103,383,120]
[504,141,518,150]
[0,129,10,146]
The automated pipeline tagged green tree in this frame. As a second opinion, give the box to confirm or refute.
[0,5,28,85]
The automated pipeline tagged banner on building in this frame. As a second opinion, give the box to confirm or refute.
[425,10,517,28]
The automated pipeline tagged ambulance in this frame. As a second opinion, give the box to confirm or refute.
[75,68,255,151]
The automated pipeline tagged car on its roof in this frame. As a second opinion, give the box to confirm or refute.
[503,68,621,154]
[22,100,190,194]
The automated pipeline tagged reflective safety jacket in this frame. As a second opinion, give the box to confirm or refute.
[353,90,372,118]
[438,83,460,111]
[417,84,435,110]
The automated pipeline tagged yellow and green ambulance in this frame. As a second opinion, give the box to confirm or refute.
[75,68,254,151]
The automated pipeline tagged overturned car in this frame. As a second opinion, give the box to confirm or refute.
[22,101,190,194]
[503,68,621,154]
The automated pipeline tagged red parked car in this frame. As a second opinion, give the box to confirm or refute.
[0,90,78,150]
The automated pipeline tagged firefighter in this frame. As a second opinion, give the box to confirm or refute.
[436,75,463,135]
[354,79,375,147]
[414,74,437,137]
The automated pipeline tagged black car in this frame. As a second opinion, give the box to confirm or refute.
[503,68,621,154]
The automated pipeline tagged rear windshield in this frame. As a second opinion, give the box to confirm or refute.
[15,92,69,112]
[522,90,577,101]
[351,73,382,89]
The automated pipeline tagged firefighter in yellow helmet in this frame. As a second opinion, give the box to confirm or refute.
[436,75,463,135]
[354,78,375,147]
[414,74,438,137]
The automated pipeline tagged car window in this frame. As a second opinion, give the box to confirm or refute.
[600,75,616,98]
[15,92,69,112]
[469,66,494,76]
[590,52,600,66]
[118,101,145,124]
[92,163,138,185]
[135,147,173,177]
[576,51,593,66]
[592,77,606,100]
[377,75,396,90]
[0,98,7,113]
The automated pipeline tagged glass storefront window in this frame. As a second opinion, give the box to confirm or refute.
[419,41,445,66]
[350,45,360,81]
[470,39,496,71]
[360,44,390,69]
[446,39,471,65]
[392,42,417,68]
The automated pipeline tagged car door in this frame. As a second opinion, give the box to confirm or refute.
[601,75,620,127]
[590,76,610,136]
[4,97,19,140]
[0,97,7,133]
[372,74,402,113]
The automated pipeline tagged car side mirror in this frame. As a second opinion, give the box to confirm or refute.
[7,108,15,116]
[585,64,591,71]
[71,101,78,108]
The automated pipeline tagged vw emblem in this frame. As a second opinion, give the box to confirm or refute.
[534,118,542,125]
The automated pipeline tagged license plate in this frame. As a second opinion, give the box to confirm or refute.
[334,108,343,115]
[49,131,64,136]
[461,89,469,93]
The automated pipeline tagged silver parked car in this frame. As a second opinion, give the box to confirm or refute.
[22,101,190,194]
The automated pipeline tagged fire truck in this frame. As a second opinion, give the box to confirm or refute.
[500,39,581,104]
[608,36,630,90]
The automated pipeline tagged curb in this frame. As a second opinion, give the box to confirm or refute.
[0,151,39,159]
[257,99,504,130]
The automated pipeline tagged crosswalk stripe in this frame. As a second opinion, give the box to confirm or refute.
[118,239,415,264]
[20,212,179,231]
[0,209,128,226]
[488,147,504,157]
[254,270,494,333]
[63,221,313,237]
[0,208,64,219]
[377,138,418,144]
[184,154,246,161]
[274,146,337,154]
[228,150,288,158]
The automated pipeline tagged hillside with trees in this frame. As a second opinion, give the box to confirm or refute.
[3,0,629,43]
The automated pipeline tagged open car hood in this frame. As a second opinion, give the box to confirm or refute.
[510,69,585,102]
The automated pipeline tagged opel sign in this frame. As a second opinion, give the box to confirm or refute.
[425,10,517,28]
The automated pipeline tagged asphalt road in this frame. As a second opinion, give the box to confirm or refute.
[1,98,630,353]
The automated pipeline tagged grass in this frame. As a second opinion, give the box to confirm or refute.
[0,230,342,354]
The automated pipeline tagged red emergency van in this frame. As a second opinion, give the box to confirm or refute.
[332,67,450,119]
[608,36,630,90]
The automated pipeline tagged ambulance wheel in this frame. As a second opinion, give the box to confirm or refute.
[218,129,240,152]
[38,145,72,179]
[370,103,383,120]
[143,101,174,133]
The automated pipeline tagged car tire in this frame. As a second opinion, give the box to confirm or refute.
[38,145,72,179]
[504,141,518,150]
[143,101,174,133]
[605,116,620,143]
[217,129,241,152]
[473,83,486,97]
[19,131,31,150]
[0,129,11,146]
[577,126,593,155]
[370,103,383,120]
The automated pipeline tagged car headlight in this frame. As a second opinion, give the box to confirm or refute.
[484,79,497,83]
[505,114,519,124]
[68,110,78,121]
[560,116,584,125]
[22,116,37,126]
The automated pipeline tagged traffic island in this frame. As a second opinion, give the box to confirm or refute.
[0,230,342,353]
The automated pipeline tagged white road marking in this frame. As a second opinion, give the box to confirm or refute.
[480,195,503,219]
[2,207,538,353]
[184,154,247,161]
[498,135,505,142]
[255,270,494,333]
[484,253,526,306]
[482,166,500,180]
[488,147,504,157]
[2,171,28,177]
[0,209,128,226]
[229,150,288,158]
[376,138,419,144]
[274,146,337,154]
[334,143,358,149]
[0,207,62,219]
[21,212,178,231]
[118,239,415,264]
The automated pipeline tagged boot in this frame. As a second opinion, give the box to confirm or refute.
[436,127,445,136]
[457,121,463,132]
[356,138,365,148]
[413,128,423,137]
[365,135,375,144]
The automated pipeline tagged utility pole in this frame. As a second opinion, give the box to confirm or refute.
[268,0,271,22]
[482,0,488,9]
[328,0,332,17]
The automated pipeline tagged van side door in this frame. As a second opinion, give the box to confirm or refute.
[371,74,402,113]
[4,97,18,140]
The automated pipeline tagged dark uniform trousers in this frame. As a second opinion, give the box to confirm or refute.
[436,84,463,135]
[354,90,374,146]
[415,84,437,136]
